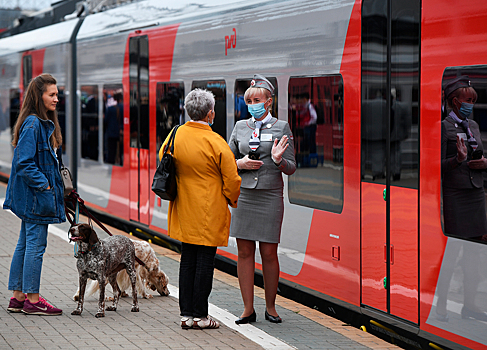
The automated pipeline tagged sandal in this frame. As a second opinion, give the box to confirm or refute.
[193,316,220,329]
[180,317,193,329]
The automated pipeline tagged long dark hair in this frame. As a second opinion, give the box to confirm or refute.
[12,73,63,148]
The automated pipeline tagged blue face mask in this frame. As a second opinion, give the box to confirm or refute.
[247,100,269,119]
[459,102,474,119]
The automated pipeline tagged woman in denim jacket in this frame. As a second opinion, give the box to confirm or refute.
[4,73,65,315]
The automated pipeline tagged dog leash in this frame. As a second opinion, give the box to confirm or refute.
[64,191,146,267]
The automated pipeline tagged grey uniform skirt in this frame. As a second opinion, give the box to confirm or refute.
[443,186,487,238]
[230,187,284,243]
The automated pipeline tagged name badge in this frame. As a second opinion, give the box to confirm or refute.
[261,134,273,142]
[457,132,467,142]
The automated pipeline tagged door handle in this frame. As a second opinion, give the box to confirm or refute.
[384,244,394,265]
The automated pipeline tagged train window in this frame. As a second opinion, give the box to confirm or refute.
[156,82,184,157]
[9,89,20,143]
[103,85,123,166]
[57,87,66,153]
[80,85,99,161]
[129,35,149,150]
[191,80,226,140]
[441,67,487,241]
[234,78,278,125]
[22,55,32,89]
[288,75,344,213]
[361,0,420,188]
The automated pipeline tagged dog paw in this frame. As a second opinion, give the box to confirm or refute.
[131,306,139,312]
[73,295,79,302]
[146,294,153,299]
[106,306,117,311]
[71,309,82,315]
[106,297,114,302]
[95,312,105,318]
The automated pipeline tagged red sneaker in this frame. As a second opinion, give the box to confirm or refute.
[22,298,62,316]
[7,297,25,313]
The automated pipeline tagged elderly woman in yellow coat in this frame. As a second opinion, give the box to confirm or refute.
[159,88,241,329]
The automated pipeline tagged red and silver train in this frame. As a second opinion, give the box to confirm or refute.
[1,0,487,348]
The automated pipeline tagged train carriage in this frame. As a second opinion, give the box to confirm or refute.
[0,0,486,349]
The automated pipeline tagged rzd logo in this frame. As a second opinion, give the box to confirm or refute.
[225,28,236,56]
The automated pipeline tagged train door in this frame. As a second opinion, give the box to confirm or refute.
[360,0,420,323]
[129,35,150,224]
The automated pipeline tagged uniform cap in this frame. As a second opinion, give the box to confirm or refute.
[250,74,274,95]
[444,76,471,98]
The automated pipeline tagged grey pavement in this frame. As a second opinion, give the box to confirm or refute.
[0,185,399,350]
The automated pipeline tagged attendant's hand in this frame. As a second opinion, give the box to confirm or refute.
[468,157,487,170]
[237,155,263,170]
[271,135,289,164]
[456,135,467,163]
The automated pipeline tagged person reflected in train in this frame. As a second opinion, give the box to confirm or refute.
[160,88,241,330]
[235,86,248,121]
[390,88,412,181]
[3,73,65,316]
[229,74,296,324]
[438,75,487,322]
[104,91,123,165]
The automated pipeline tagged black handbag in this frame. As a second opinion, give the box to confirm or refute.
[152,125,180,201]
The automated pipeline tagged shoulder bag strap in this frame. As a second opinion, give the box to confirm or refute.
[163,124,180,155]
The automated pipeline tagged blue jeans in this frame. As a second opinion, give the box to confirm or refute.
[179,243,217,318]
[8,221,48,294]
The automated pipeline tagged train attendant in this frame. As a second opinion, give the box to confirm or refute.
[439,76,487,322]
[160,89,241,329]
[4,73,65,316]
[441,76,487,240]
[229,74,296,324]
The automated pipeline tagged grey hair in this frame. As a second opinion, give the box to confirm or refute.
[184,88,215,121]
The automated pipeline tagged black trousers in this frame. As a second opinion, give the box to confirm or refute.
[179,242,217,318]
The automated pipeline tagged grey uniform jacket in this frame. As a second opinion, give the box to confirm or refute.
[441,115,484,189]
[229,116,296,189]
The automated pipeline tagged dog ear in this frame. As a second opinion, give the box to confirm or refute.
[87,226,99,247]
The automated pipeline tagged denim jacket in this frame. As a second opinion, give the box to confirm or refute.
[3,115,66,224]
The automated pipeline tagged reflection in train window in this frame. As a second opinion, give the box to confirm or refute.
[288,76,344,213]
[81,85,99,161]
[234,78,278,125]
[156,82,184,159]
[441,68,487,241]
[191,80,226,140]
[103,85,123,166]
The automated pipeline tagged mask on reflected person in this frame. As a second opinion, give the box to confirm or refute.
[459,102,474,119]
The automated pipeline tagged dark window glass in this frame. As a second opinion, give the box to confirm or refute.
[288,76,344,213]
[361,0,419,188]
[22,55,32,89]
[441,67,487,239]
[103,85,123,166]
[81,85,99,161]
[57,87,66,153]
[234,78,278,125]
[191,80,226,140]
[129,35,149,150]
[156,82,184,157]
[9,89,20,143]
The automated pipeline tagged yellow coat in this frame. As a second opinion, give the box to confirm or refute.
[159,122,241,247]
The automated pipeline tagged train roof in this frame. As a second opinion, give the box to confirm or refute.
[76,0,272,40]
[0,19,80,56]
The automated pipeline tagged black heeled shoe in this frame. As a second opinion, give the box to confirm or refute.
[461,306,487,321]
[265,309,282,323]
[235,310,256,324]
